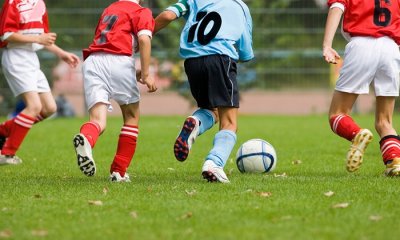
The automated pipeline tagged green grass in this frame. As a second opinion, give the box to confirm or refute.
[1,115,400,240]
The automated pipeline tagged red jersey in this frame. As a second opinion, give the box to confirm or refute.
[328,0,400,44]
[83,0,154,59]
[0,0,49,48]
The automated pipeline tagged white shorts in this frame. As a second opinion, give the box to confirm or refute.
[1,48,50,97]
[82,53,140,110]
[336,36,400,96]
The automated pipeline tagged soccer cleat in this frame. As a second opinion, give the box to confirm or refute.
[385,158,400,177]
[73,134,96,176]
[0,155,22,165]
[174,116,200,161]
[346,129,373,172]
[110,172,131,182]
[201,160,230,183]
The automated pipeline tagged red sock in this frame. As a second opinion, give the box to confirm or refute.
[329,114,361,141]
[2,113,35,156]
[380,135,400,164]
[110,125,138,176]
[0,119,14,137]
[80,122,101,148]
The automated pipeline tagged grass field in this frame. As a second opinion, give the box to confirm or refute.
[1,114,400,240]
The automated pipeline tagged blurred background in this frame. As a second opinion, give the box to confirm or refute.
[0,0,376,117]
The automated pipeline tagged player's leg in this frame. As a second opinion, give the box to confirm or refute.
[174,57,212,161]
[0,91,42,165]
[373,36,400,176]
[74,53,112,176]
[174,108,218,162]
[73,103,107,177]
[374,96,400,176]
[329,90,360,140]
[82,103,107,147]
[329,37,377,171]
[109,102,140,182]
[193,108,218,135]
[328,90,373,172]
[375,96,397,137]
[104,54,141,181]
[37,91,57,120]
[0,118,14,153]
[0,49,52,163]
[1,92,58,160]
[202,107,237,183]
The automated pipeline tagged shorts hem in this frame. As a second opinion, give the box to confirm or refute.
[116,97,140,106]
[13,89,50,97]
[375,93,399,97]
[335,87,368,95]
[87,100,111,111]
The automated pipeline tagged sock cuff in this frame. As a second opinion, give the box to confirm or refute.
[193,108,216,123]
[120,125,139,137]
[81,121,101,133]
[218,129,237,140]
[123,124,138,129]
[17,113,36,121]
[380,135,400,144]
[14,113,35,128]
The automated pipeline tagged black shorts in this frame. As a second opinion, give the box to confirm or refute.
[184,54,239,108]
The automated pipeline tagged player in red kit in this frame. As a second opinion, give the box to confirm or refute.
[73,0,157,182]
[0,0,79,165]
[323,0,400,176]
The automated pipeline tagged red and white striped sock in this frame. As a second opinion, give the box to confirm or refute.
[1,113,35,156]
[329,114,361,141]
[110,125,138,177]
[380,135,400,164]
[80,121,101,148]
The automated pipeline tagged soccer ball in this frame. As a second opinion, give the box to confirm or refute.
[236,139,277,173]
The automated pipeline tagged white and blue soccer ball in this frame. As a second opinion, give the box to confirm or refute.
[236,139,277,173]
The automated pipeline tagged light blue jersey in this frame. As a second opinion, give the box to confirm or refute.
[166,0,254,61]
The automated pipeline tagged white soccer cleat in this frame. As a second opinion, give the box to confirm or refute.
[346,129,373,172]
[110,172,131,182]
[73,134,96,176]
[201,160,230,183]
[385,158,400,177]
[174,116,200,161]
[0,155,22,165]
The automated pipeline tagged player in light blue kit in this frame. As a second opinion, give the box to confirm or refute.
[155,0,254,183]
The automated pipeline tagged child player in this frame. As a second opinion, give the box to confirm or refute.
[0,0,79,165]
[155,0,254,183]
[323,0,400,176]
[73,0,157,182]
